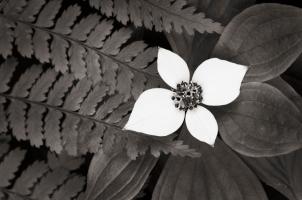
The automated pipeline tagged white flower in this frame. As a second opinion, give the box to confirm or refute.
[123,48,248,146]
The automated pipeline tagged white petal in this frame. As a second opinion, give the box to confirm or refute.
[157,47,190,89]
[123,88,185,136]
[185,106,218,146]
[192,58,248,106]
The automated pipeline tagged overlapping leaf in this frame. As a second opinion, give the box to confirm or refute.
[83,149,157,200]
[268,77,302,112]
[215,82,302,157]
[242,148,302,200]
[152,130,268,200]
[213,3,302,82]
[84,0,223,35]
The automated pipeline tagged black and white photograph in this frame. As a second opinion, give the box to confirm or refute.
[0,0,302,199]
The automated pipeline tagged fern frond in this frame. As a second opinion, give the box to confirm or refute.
[84,0,224,34]
[124,133,201,159]
[0,0,160,90]
[0,135,85,200]
[0,58,151,156]
[0,58,200,158]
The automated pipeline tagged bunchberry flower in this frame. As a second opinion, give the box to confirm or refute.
[124,48,248,146]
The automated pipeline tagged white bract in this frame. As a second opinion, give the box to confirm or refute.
[123,48,248,146]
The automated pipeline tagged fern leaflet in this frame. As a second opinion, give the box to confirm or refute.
[0,135,85,200]
[84,0,224,34]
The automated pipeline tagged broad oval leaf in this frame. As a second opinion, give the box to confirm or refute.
[267,77,302,112]
[215,82,302,157]
[152,131,268,200]
[213,3,302,82]
[83,150,157,200]
[242,148,302,200]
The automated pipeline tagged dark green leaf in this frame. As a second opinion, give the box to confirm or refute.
[267,77,302,112]
[83,150,157,200]
[215,82,302,157]
[242,148,302,200]
[152,131,267,200]
[213,3,302,82]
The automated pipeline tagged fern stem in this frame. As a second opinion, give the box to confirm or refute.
[0,93,124,132]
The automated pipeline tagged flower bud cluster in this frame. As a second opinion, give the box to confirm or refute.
[171,81,203,111]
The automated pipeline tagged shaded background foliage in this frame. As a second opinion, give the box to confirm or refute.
[0,0,301,200]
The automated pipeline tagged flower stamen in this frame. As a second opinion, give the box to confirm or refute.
[171,81,203,111]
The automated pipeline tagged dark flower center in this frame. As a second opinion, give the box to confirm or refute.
[171,81,203,111]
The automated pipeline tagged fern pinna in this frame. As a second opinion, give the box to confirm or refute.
[84,0,224,34]
[0,135,85,200]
